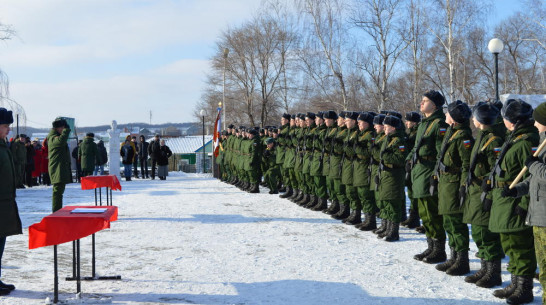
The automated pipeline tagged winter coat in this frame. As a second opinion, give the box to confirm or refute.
[302,124,316,175]
[0,138,22,237]
[341,126,359,185]
[282,126,297,169]
[148,140,161,160]
[157,145,172,166]
[353,127,375,187]
[32,145,43,178]
[78,137,100,172]
[322,124,338,177]
[120,141,136,165]
[437,122,473,215]
[408,109,449,198]
[310,123,327,177]
[138,141,149,160]
[369,132,387,191]
[329,126,347,179]
[489,123,539,233]
[97,141,108,166]
[40,139,49,173]
[377,129,407,201]
[47,128,72,185]
[276,124,289,165]
[514,131,546,227]
[10,139,26,165]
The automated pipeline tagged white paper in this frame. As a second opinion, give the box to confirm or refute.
[70,208,107,214]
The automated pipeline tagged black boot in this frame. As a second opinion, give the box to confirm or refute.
[231,177,239,185]
[269,189,279,194]
[332,203,350,220]
[465,259,487,283]
[385,222,400,242]
[324,200,340,215]
[402,209,421,229]
[344,209,362,225]
[0,281,15,291]
[311,198,328,211]
[377,220,391,239]
[288,188,300,200]
[0,288,9,296]
[297,194,310,206]
[477,260,502,288]
[292,190,304,203]
[446,251,470,276]
[414,237,434,261]
[357,213,377,231]
[415,225,426,233]
[279,184,286,192]
[400,207,407,223]
[506,276,534,304]
[373,218,387,234]
[436,247,457,272]
[304,195,318,208]
[493,274,517,299]
[423,239,447,264]
[249,183,260,193]
[280,187,293,198]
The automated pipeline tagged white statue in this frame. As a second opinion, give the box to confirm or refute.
[107,120,121,178]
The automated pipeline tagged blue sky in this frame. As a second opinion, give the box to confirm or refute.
[0,0,526,127]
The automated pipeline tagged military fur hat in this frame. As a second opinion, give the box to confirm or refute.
[221,130,228,136]
[295,113,304,120]
[447,100,472,124]
[0,108,13,125]
[423,90,446,108]
[19,133,27,138]
[52,118,68,128]
[533,102,546,126]
[405,111,421,123]
[339,111,346,119]
[502,99,533,124]
[305,112,316,120]
[290,114,296,120]
[381,110,402,119]
[368,111,377,117]
[373,114,386,125]
[227,124,234,129]
[472,101,499,126]
[282,113,291,120]
[316,111,324,119]
[383,115,402,129]
[357,112,374,125]
[265,137,275,145]
[323,110,338,120]
[345,111,359,121]
[86,132,95,137]
[248,129,259,136]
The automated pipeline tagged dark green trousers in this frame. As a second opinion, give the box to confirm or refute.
[264,169,279,191]
[333,178,347,204]
[382,199,402,222]
[345,184,360,210]
[471,224,504,261]
[304,173,314,194]
[313,175,327,198]
[500,227,536,276]
[533,226,546,305]
[325,176,334,200]
[52,183,66,212]
[443,213,469,252]
[417,196,445,241]
[357,185,375,214]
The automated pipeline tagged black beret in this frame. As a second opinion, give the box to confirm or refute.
[323,110,338,120]
[282,113,291,120]
[357,112,374,125]
[383,115,403,129]
[305,112,316,120]
[52,118,68,128]
[346,111,359,121]
[447,100,472,124]
[423,90,446,108]
[316,111,324,119]
[472,101,499,126]
[86,132,95,137]
[228,124,234,129]
[405,111,421,123]
[502,99,533,124]
[339,111,346,119]
[373,114,386,125]
[0,108,13,125]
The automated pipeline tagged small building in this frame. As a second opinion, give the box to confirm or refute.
[162,135,213,173]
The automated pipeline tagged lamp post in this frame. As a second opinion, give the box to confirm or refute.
[200,109,205,173]
[488,38,504,102]
[222,48,229,130]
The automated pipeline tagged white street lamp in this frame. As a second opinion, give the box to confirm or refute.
[223,48,229,130]
[488,38,504,102]
[200,109,205,173]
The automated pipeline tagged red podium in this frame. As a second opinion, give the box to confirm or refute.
[29,206,119,303]
[80,175,122,206]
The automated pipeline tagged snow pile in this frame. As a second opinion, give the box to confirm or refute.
[0,175,542,304]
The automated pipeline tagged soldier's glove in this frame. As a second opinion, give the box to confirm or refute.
[405,160,412,172]
[459,185,466,199]
[481,179,492,192]
[263,150,271,158]
[525,155,540,168]
[429,176,438,195]
[501,186,518,198]
[513,205,527,218]
[374,175,380,186]
[482,198,493,212]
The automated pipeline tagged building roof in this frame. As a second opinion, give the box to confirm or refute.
[162,135,213,154]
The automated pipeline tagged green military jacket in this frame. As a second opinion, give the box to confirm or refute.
[322,123,338,177]
[283,126,297,169]
[353,127,375,187]
[378,129,407,201]
[302,123,316,174]
[405,125,418,187]
[224,134,233,166]
[310,123,327,177]
[489,124,539,233]
[244,137,261,171]
[329,126,347,179]
[341,126,359,185]
[437,122,473,215]
[294,127,305,171]
[234,136,243,170]
[78,136,100,172]
[48,128,72,185]
[408,109,449,198]
[10,139,26,165]
[370,132,387,191]
[462,126,505,225]
[264,145,279,173]
[276,124,290,165]
[0,138,22,237]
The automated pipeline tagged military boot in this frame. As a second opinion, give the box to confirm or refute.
[446,251,470,276]
[323,200,340,215]
[297,194,310,206]
[414,237,434,261]
[423,239,447,264]
[476,260,502,288]
[357,213,377,231]
[493,274,517,299]
[311,198,328,211]
[506,276,534,304]
[373,218,387,235]
[0,281,15,291]
[401,209,421,229]
[332,203,350,220]
[287,188,299,200]
[384,222,399,242]
[415,225,426,234]
[304,195,318,208]
[279,186,292,198]
[377,220,391,239]
[436,247,457,272]
[248,183,260,193]
[465,259,487,283]
[292,191,305,203]
[230,177,238,185]
[344,209,362,225]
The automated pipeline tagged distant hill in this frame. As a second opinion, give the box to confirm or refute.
[16,122,200,136]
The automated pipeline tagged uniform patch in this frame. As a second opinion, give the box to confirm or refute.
[531,147,538,154]
[493,147,501,155]
[371,138,375,143]
[399,145,405,152]
[463,140,471,149]
[439,128,446,136]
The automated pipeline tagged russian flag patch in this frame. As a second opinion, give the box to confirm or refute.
[532,147,538,153]
[463,140,471,149]
[439,128,446,136]
[399,145,405,152]
[493,147,501,155]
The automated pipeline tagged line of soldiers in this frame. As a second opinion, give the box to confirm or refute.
[216,91,546,305]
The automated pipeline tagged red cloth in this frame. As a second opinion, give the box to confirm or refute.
[32,148,43,178]
[29,206,118,249]
[80,175,122,191]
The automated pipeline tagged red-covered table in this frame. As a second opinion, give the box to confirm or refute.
[80,175,122,206]
[29,206,119,303]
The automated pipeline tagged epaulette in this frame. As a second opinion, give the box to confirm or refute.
[480,135,500,152]
[512,134,529,143]
[425,119,440,137]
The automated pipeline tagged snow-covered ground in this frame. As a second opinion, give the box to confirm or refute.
[0,173,542,304]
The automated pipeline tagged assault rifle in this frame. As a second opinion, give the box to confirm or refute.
[407,121,430,181]
[461,133,484,206]
[430,127,453,196]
